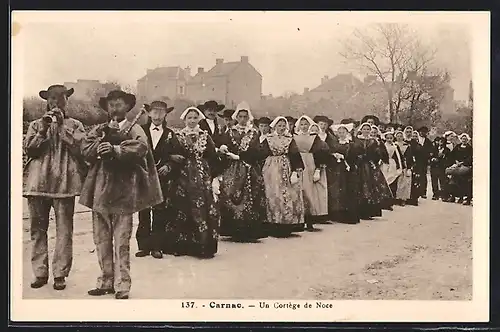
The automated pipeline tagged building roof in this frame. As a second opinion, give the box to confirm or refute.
[206,61,241,77]
[188,60,262,85]
[310,73,363,93]
[138,66,186,82]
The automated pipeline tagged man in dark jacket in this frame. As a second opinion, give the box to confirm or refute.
[429,136,452,200]
[198,100,225,142]
[415,126,435,198]
[135,101,184,259]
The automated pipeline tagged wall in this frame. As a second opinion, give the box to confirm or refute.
[186,76,227,105]
[226,64,262,109]
[137,78,180,101]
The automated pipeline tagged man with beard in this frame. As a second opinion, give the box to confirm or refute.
[79,90,163,299]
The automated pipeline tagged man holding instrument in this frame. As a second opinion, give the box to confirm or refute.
[135,100,184,259]
[23,84,86,291]
[79,90,163,299]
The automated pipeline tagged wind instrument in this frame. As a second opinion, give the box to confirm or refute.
[97,104,150,160]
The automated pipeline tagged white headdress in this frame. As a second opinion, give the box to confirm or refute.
[459,133,471,141]
[270,116,289,129]
[308,122,320,133]
[443,130,456,137]
[180,106,206,121]
[232,101,254,122]
[383,130,396,139]
[331,123,354,133]
[294,115,315,134]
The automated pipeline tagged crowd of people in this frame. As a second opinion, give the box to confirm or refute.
[23,85,473,299]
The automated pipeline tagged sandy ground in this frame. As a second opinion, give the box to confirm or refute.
[20,184,472,300]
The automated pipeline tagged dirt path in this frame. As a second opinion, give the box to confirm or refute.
[21,195,472,300]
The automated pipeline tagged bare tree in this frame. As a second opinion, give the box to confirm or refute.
[340,23,440,122]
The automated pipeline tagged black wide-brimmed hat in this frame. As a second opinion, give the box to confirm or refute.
[434,136,446,144]
[197,100,225,112]
[256,117,271,125]
[340,118,355,124]
[313,115,328,124]
[39,85,74,100]
[99,90,136,111]
[218,109,234,119]
[417,126,429,134]
[361,114,380,126]
[145,100,174,113]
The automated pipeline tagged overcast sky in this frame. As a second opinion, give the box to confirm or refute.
[16,12,472,101]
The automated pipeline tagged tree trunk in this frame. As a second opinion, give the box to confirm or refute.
[388,89,394,122]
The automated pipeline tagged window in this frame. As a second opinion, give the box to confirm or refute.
[179,86,184,95]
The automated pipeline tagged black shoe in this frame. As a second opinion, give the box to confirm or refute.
[421,195,427,199]
[88,288,116,296]
[135,250,150,258]
[432,196,439,200]
[115,291,129,299]
[30,277,48,289]
[151,251,163,259]
[457,197,464,204]
[53,277,66,290]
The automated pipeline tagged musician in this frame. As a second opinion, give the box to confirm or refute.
[79,90,163,299]
[136,101,184,259]
[197,100,225,140]
[23,85,86,291]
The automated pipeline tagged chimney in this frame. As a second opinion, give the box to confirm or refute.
[216,58,224,65]
[197,67,204,74]
[241,56,249,63]
[303,87,309,94]
[184,66,191,76]
[321,75,329,84]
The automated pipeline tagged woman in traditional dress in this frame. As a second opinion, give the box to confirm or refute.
[260,116,305,236]
[165,107,221,259]
[351,122,393,219]
[447,133,473,205]
[327,123,360,224]
[394,130,414,206]
[369,125,393,211]
[217,102,268,241]
[293,116,329,230]
[381,131,403,204]
[409,130,424,204]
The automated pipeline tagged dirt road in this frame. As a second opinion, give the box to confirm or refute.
[21,194,472,300]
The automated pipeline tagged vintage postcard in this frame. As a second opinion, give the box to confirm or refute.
[10,10,489,322]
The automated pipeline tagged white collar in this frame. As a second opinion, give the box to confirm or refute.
[118,118,128,130]
[206,118,215,123]
[150,123,163,130]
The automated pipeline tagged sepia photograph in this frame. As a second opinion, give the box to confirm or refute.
[10,11,489,322]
